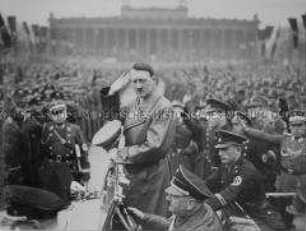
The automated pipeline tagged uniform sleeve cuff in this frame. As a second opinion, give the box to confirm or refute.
[119,147,130,161]
[205,194,225,211]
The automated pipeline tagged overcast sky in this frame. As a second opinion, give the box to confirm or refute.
[1,0,305,27]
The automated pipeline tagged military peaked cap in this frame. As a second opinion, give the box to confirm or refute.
[289,110,306,124]
[206,98,232,111]
[245,95,269,108]
[5,185,66,218]
[166,165,212,200]
[215,130,247,149]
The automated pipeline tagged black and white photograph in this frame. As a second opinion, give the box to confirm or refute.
[0,0,305,230]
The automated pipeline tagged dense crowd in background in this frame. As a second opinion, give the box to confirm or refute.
[1,59,305,123]
[0,56,306,228]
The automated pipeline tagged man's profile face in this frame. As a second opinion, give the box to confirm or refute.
[290,122,306,137]
[166,193,189,216]
[218,145,240,164]
[131,69,155,99]
[206,109,227,128]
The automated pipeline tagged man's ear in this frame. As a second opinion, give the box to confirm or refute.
[236,146,242,153]
[152,75,158,84]
[187,198,195,208]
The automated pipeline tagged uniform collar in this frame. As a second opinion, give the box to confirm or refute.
[291,135,304,143]
[175,203,205,227]
[234,155,244,165]
[226,156,244,173]
[220,123,233,131]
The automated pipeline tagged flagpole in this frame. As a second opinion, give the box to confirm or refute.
[304,21,306,80]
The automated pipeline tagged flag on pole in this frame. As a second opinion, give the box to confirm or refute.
[22,22,30,35]
[40,26,48,43]
[0,13,12,47]
[302,13,306,29]
[288,18,299,49]
[271,28,280,59]
[7,15,16,33]
[258,26,273,57]
[7,15,17,43]
[0,13,5,28]
[31,24,39,44]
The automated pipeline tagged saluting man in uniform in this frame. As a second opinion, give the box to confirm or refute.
[186,98,233,180]
[242,110,306,216]
[42,100,90,184]
[242,96,285,192]
[109,63,176,220]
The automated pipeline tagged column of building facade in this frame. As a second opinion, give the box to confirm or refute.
[156,29,161,56]
[206,28,210,57]
[116,28,122,51]
[135,28,140,56]
[145,29,150,57]
[167,29,172,60]
[230,29,236,59]
[71,28,77,48]
[215,28,223,58]
[241,29,247,58]
[212,28,220,58]
[208,28,213,58]
[221,29,226,59]
[223,29,230,59]
[92,28,97,51]
[177,28,183,54]
[81,27,86,52]
[102,28,108,54]
[198,28,203,56]
[137,28,146,57]
[96,28,103,53]
[188,29,193,55]
[113,28,119,55]
[253,29,259,59]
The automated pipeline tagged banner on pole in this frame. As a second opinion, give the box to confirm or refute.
[288,18,299,49]
[302,13,306,29]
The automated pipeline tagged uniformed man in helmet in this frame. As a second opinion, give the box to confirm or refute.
[42,99,90,185]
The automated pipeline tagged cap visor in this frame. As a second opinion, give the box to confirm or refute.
[215,144,231,149]
[165,185,186,196]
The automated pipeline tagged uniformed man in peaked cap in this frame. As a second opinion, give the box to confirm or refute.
[205,130,286,231]
[170,100,194,175]
[128,165,223,231]
[41,99,90,196]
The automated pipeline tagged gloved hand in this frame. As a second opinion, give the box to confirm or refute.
[108,148,128,163]
[127,207,145,220]
[70,181,85,194]
[262,150,277,163]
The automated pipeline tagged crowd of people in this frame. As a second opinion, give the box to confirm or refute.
[0,58,306,230]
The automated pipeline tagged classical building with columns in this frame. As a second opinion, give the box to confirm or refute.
[48,3,259,61]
